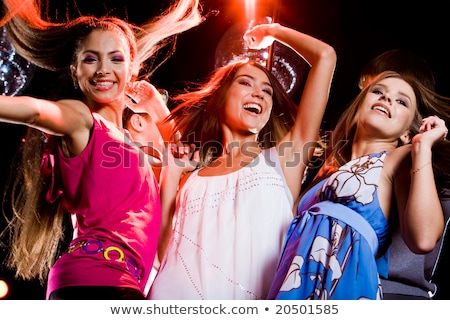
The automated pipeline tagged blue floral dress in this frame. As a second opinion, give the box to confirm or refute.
[267,152,391,300]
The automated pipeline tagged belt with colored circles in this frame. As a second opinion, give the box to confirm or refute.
[67,239,140,282]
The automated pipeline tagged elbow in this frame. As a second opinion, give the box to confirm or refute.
[406,234,440,254]
[401,208,444,254]
[318,45,337,65]
[27,113,40,126]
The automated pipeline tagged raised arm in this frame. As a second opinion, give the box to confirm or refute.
[244,23,336,198]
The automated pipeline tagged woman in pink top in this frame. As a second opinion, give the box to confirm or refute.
[0,0,203,299]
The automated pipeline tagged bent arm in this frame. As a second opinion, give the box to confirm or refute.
[396,116,446,253]
[245,23,337,198]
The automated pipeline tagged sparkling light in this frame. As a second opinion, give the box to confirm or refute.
[0,27,35,96]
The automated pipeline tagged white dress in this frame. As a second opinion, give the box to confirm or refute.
[148,147,294,299]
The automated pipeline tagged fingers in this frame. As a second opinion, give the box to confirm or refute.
[126,80,159,104]
[166,141,199,172]
[177,143,199,162]
[130,80,155,92]
[418,115,448,142]
[420,115,446,131]
[243,31,257,46]
[243,24,275,50]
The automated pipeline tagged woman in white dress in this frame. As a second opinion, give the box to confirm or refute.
[148,22,337,299]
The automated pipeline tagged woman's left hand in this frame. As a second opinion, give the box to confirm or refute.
[413,115,448,148]
[243,23,278,50]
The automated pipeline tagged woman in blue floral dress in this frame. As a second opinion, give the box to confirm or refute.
[268,71,449,300]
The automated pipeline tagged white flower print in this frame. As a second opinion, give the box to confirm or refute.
[279,222,346,297]
[323,153,385,205]
[310,236,342,281]
[279,255,304,292]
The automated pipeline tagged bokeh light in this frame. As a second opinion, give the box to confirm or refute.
[0,280,9,299]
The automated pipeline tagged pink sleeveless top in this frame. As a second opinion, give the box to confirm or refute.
[46,112,161,299]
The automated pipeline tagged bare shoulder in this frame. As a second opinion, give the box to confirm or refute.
[56,99,94,156]
[57,99,93,125]
[383,145,412,179]
[386,145,412,164]
[57,99,94,130]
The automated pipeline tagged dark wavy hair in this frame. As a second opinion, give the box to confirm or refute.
[167,59,299,167]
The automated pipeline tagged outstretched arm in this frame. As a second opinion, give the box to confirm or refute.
[0,95,93,156]
[244,23,336,199]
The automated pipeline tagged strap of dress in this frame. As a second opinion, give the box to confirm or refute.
[308,200,379,256]
[262,147,294,207]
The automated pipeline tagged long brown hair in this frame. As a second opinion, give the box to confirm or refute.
[307,71,450,194]
[168,60,299,167]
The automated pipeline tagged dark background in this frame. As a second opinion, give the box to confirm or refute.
[1,0,450,299]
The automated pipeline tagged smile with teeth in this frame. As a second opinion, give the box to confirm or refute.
[92,80,114,89]
[372,105,390,117]
[243,103,262,114]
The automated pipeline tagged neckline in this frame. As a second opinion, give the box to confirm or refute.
[197,149,264,177]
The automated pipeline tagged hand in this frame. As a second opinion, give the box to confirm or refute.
[126,80,169,123]
[163,140,200,175]
[126,80,159,103]
[243,23,278,50]
[413,115,448,147]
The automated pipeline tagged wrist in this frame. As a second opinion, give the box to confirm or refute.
[269,23,282,37]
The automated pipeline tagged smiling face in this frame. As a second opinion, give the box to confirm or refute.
[71,29,132,109]
[357,76,417,142]
[221,64,273,137]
